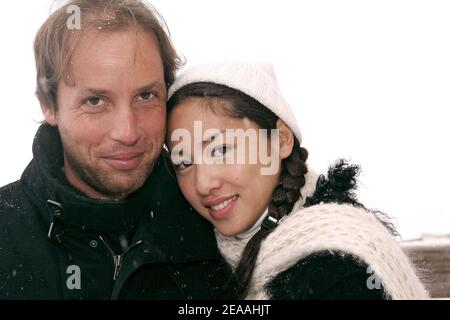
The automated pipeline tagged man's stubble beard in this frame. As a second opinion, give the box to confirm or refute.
[62,139,160,200]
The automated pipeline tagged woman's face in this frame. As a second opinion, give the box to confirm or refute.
[167,97,291,236]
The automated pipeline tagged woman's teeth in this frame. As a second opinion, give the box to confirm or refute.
[211,196,238,211]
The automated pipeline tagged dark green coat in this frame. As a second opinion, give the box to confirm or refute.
[0,124,233,300]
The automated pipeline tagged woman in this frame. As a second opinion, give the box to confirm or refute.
[166,61,428,300]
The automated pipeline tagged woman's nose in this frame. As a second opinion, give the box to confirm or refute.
[195,164,222,196]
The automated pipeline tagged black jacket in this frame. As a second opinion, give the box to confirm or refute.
[0,124,233,300]
[265,162,392,300]
[266,251,387,300]
[215,161,394,300]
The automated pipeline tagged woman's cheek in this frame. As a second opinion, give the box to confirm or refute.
[178,178,202,212]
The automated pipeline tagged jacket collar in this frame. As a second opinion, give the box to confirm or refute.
[21,124,155,237]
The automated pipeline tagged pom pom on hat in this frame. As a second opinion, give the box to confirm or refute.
[168,61,302,144]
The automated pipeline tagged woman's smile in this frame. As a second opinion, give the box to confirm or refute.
[207,195,239,220]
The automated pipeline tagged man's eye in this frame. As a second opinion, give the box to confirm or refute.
[211,144,232,157]
[85,96,105,107]
[174,160,192,170]
[137,91,156,101]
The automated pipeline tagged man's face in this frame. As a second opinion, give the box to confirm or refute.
[43,28,166,200]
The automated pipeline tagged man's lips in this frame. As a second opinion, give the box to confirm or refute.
[101,152,145,171]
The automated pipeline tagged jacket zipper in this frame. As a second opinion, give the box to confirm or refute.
[99,236,143,281]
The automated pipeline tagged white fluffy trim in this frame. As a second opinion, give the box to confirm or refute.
[247,203,429,299]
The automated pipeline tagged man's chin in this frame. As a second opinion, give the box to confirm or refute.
[76,164,147,199]
[63,146,158,199]
[101,173,149,198]
[90,181,142,200]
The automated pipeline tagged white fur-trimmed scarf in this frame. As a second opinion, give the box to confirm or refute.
[216,171,429,300]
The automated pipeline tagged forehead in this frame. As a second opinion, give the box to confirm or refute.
[168,97,259,132]
[67,28,163,86]
[170,98,227,126]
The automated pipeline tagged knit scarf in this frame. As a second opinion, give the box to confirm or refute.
[216,170,429,300]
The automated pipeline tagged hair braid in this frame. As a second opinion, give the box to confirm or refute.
[232,138,308,298]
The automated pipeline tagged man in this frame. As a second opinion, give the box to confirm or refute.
[0,0,232,299]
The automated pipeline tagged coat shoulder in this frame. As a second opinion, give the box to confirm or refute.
[0,176,40,228]
[0,180,25,209]
[0,180,33,227]
[266,251,389,300]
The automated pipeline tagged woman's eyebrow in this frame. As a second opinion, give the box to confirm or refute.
[202,129,227,145]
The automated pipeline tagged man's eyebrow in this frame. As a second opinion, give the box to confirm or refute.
[136,81,166,93]
[83,88,111,96]
[81,82,166,96]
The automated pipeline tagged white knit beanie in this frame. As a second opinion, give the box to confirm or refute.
[168,61,302,144]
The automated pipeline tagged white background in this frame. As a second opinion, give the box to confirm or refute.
[0,1,449,240]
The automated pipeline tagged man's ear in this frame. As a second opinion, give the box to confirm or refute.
[40,102,58,126]
[276,119,295,160]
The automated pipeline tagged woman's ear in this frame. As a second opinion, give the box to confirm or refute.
[276,119,295,160]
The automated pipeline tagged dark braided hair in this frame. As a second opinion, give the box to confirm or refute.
[233,138,308,298]
[168,82,309,298]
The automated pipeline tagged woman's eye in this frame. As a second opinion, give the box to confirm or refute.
[212,144,232,157]
[137,91,156,102]
[174,160,192,170]
[85,96,105,107]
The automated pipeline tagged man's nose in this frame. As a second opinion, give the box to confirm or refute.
[109,104,140,146]
[195,164,222,196]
